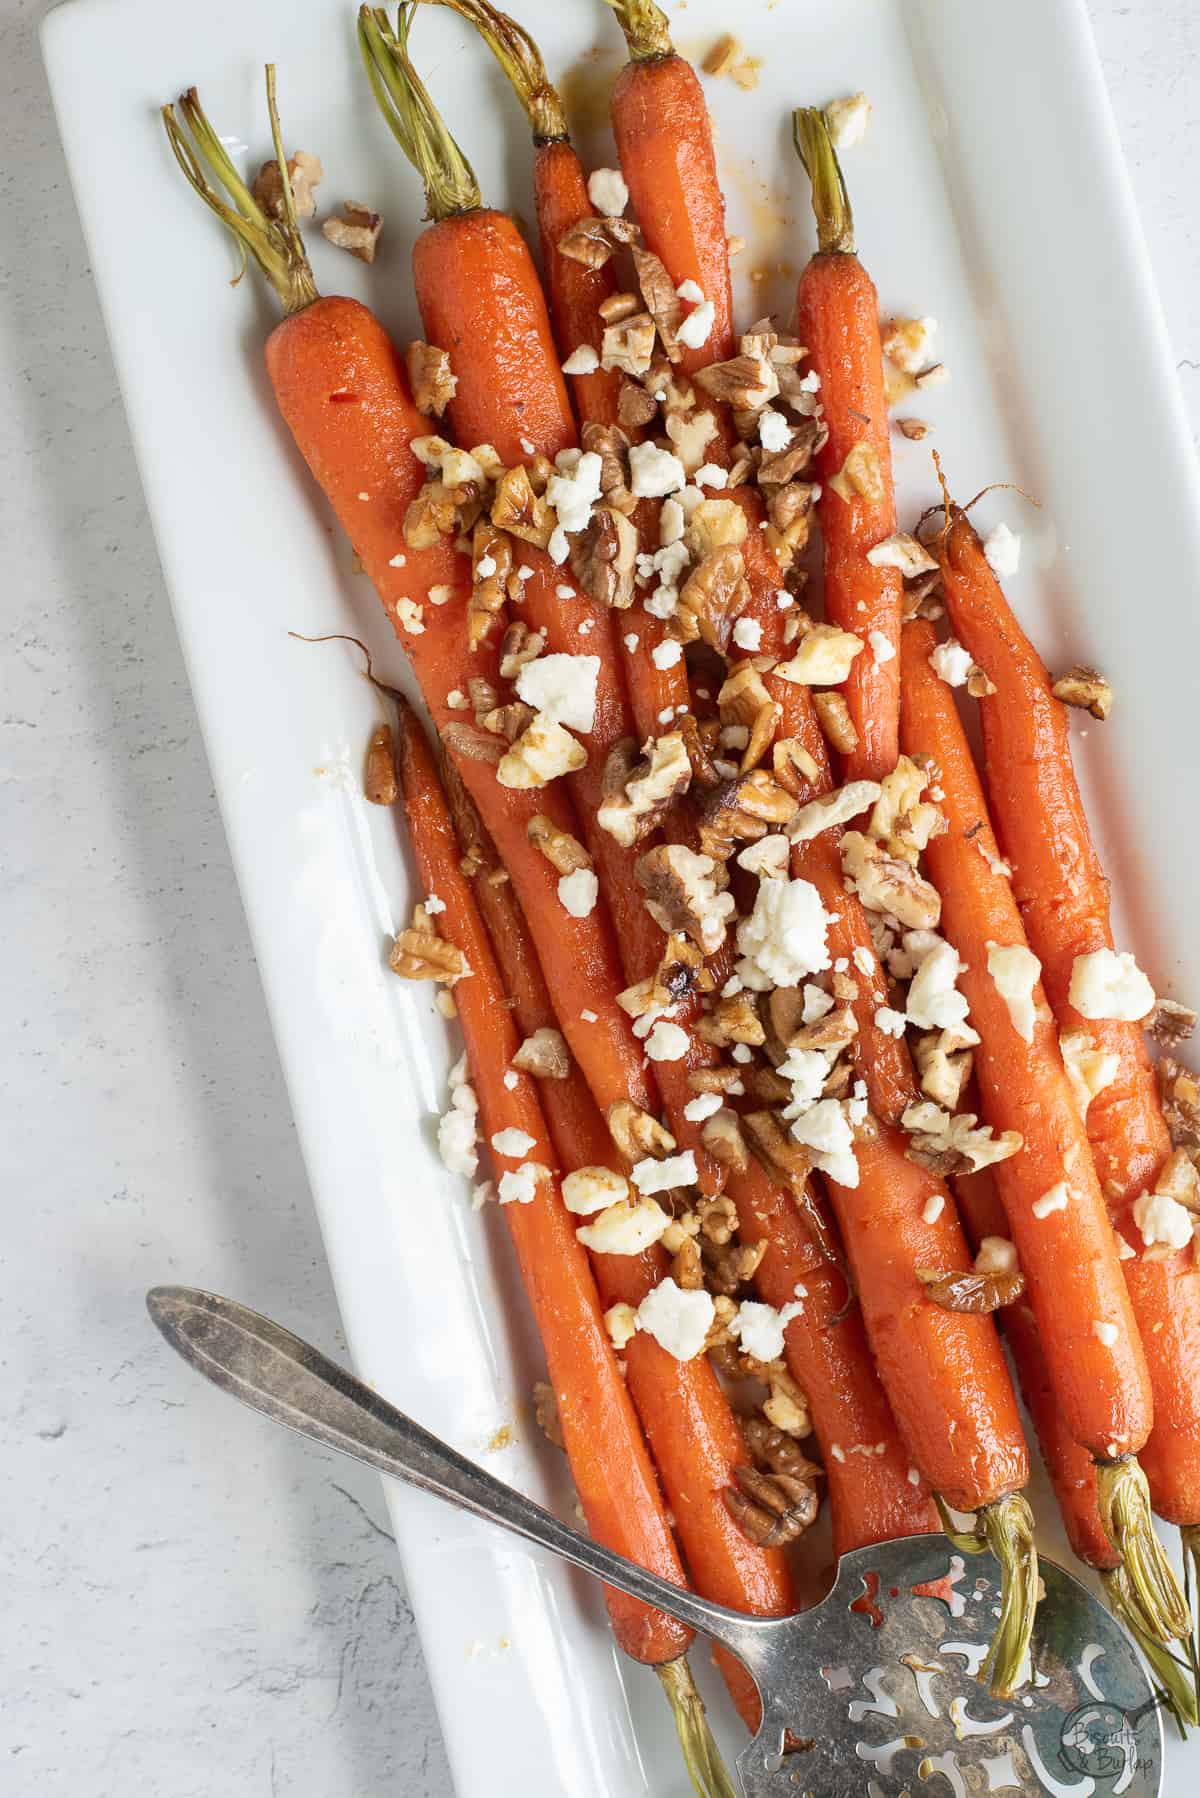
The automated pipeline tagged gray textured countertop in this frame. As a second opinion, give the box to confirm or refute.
[3,2,1198,1793]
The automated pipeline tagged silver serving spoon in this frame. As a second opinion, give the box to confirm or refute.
[147,1285,1166,1797]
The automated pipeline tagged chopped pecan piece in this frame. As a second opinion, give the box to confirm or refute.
[631,246,683,360]
[902,570,945,621]
[490,463,554,549]
[913,1032,974,1112]
[897,416,931,442]
[617,377,659,431]
[685,498,750,560]
[599,290,641,324]
[600,312,658,377]
[389,904,470,982]
[745,1066,793,1105]
[607,1101,676,1161]
[1052,664,1114,721]
[636,843,735,951]
[652,933,712,1008]
[812,691,859,757]
[468,522,512,650]
[570,505,638,608]
[699,992,766,1048]
[364,723,398,805]
[532,1380,565,1449]
[404,341,457,418]
[700,1111,750,1176]
[724,1465,819,1548]
[440,721,505,765]
[322,200,383,264]
[827,439,884,503]
[1159,1058,1200,1150]
[772,736,822,798]
[674,545,748,650]
[744,1417,821,1482]
[695,349,779,413]
[404,480,461,549]
[841,831,942,930]
[672,1233,705,1291]
[1148,999,1198,1049]
[718,662,772,726]
[597,733,692,847]
[698,768,799,861]
[557,214,638,268]
[741,1110,813,1190]
[758,419,828,486]
[511,1027,571,1079]
[498,620,545,680]
[916,1266,1026,1314]
[252,150,323,220]
[528,813,592,875]
[688,1066,746,1095]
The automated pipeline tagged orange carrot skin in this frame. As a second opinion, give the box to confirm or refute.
[901,619,1153,1460]
[825,1126,1029,1512]
[794,254,902,780]
[414,208,576,465]
[611,52,735,371]
[266,295,653,1118]
[533,139,624,428]
[935,516,1200,1521]
[956,1170,1117,1568]
[397,703,690,1663]
[727,1159,939,1553]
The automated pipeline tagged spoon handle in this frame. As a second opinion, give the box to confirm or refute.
[147,1284,774,1670]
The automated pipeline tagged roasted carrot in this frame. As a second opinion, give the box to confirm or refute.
[440,758,793,1731]
[606,0,735,373]
[792,110,903,781]
[933,502,1200,1536]
[901,615,1189,1645]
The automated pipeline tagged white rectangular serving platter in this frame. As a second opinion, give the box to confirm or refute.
[42,0,1200,1790]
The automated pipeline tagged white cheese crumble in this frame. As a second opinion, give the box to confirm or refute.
[498,1164,543,1205]
[424,893,445,915]
[803,984,836,1023]
[645,1020,690,1062]
[907,939,970,1031]
[631,1151,698,1195]
[515,653,600,734]
[922,1194,945,1225]
[683,1091,724,1123]
[623,632,640,653]
[660,497,685,544]
[758,407,792,452]
[929,638,973,688]
[497,714,587,789]
[587,166,629,216]
[868,630,896,665]
[736,876,833,991]
[577,1196,671,1255]
[1092,1319,1119,1348]
[1132,1189,1194,1252]
[983,522,1021,579]
[491,1127,536,1158]
[694,462,728,490]
[882,315,937,374]
[629,442,687,498]
[975,1237,1018,1277]
[732,617,763,652]
[546,450,603,541]
[852,945,874,976]
[580,1008,598,1022]
[558,867,599,918]
[825,91,872,149]
[790,1098,859,1187]
[987,941,1042,1042]
[875,1007,907,1038]
[604,1301,638,1350]
[676,299,715,349]
[636,1278,714,1361]
[731,1299,805,1363]
[561,1167,629,1215]
[1069,949,1156,1022]
[651,638,683,670]
[1032,1182,1070,1220]
[438,1072,479,1177]
[737,834,791,879]
[778,1046,831,1113]
[503,1070,518,1091]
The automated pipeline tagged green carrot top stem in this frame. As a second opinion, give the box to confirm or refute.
[935,1492,1040,1699]
[358,4,482,221]
[421,0,568,145]
[792,106,855,256]
[161,67,318,315]
[603,0,675,63]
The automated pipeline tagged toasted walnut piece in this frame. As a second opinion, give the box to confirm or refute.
[1148,999,1198,1049]
[404,480,460,549]
[841,831,942,930]
[771,737,823,801]
[498,620,545,681]
[441,721,506,765]
[404,341,457,418]
[1154,1147,1200,1214]
[389,904,471,983]
[685,499,750,563]
[570,505,638,609]
[694,1192,736,1246]
[252,150,323,220]
[966,666,997,699]
[618,377,658,431]
[670,1233,705,1291]
[897,417,931,441]
[698,767,799,861]
[794,1005,860,1055]
[742,1109,814,1191]
[744,1067,791,1106]
[687,1066,745,1097]
[866,532,938,578]
[766,478,820,538]
[868,755,941,864]
[636,842,735,951]
[695,349,779,413]
[696,1111,747,1176]
[762,1371,811,1438]
[759,422,829,491]
[557,216,629,268]
[528,813,592,875]
[674,545,748,650]
[724,1465,818,1548]
[1052,664,1114,721]
[465,678,498,724]
[511,1027,571,1080]
[702,31,741,73]
[677,714,726,792]
[630,246,684,360]
[468,521,512,650]
[811,690,859,758]
[828,439,885,504]
[532,1380,565,1449]
[903,1101,1023,1176]
[497,714,587,789]
[601,312,658,377]
[902,571,945,621]
[608,1101,676,1161]
[491,463,554,549]
[364,723,398,806]
[916,1266,1026,1314]
[322,200,383,264]
[598,290,640,324]
[744,1417,821,1482]
[597,733,693,847]
[707,993,767,1047]
[704,1237,768,1297]
[1160,1058,1200,1150]
[741,699,782,772]
[719,662,773,726]
[913,1033,973,1111]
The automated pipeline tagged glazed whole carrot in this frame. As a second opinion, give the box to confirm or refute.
[934,501,1200,1538]
[901,615,1189,1646]
[440,757,793,1733]
[792,110,903,781]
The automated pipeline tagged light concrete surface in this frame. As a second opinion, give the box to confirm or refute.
[1,2,1197,1794]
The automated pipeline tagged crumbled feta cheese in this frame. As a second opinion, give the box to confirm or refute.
[476,553,497,579]
[1032,1182,1070,1220]
[694,462,728,490]
[683,1091,725,1123]
[438,1075,479,1177]
[562,344,599,376]
[731,1042,753,1064]
[776,589,795,609]
[789,780,881,845]
[731,1298,805,1363]
[882,315,937,374]
[983,522,1021,579]
[503,1069,518,1091]
[852,945,874,977]
[907,939,970,1031]
[604,1301,638,1349]
[498,1164,543,1204]
[732,617,762,652]
[631,1151,698,1195]
[869,629,896,665]
[1092,1319,1118,1349]
[517,564,534,582]
[515,653,600,734]
[562,1166,630,1216]
[790,1098,858,1187]
[987,942,1042,1042]
[975,1236,1018,1277]
[558,867,599,918]
[629,442,687,498]
[497,714,588,789]
[660,497,685,545]
[636,1278,715,1361]
[587,166,629,216]
[645,1020,690,1062]
[929,638,973,687]
[1132,1189,1194,1252]
[577,1196,671,1255]
[1069,949,1156,1022]
[580,1009,598,1022]
[825,91,872,149]
[922,1193,945,1225]
[758,407,792,452]
[774,624,865,686]
[736,876,832,990]
[651,639,683,670]
[875,1007,908,1038]
[623,632,640,653]
[1060,1029,1120,1121]
[388,552,407,568]
[866,532,939,577]
[546,450,603,540]
[491,1127,536,1158]
[778,1046,832,1113]
[737,834,791,879]
[424,893,445,915]
[446,688,469,710]
[676,299,715,349]
[394,597,425,635]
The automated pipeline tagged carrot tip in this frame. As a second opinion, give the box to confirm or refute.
[656,1656,740,1798]
[1098,1458,1192,1648]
